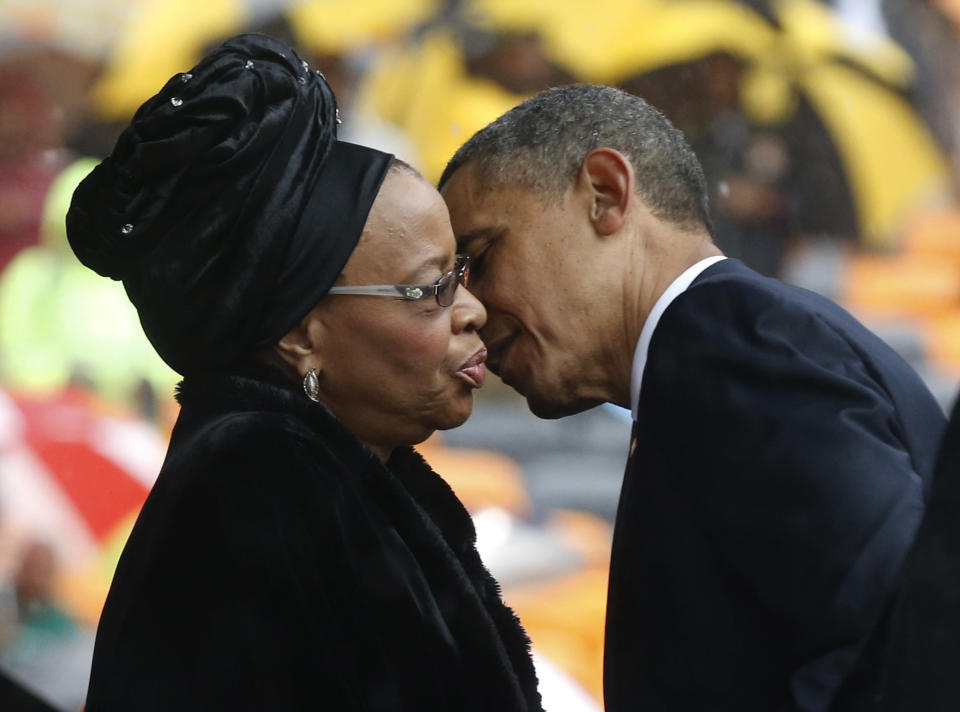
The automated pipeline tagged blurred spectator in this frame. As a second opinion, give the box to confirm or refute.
[622,54,786,275]
[620,49,860,276]
[458,24,574,95]
[195,10,423,166]
[0,158,178,420]
[283,6,424,162]
[0,56,65,271]
[0,541,93,712]
[883,0,960,165]
[0,23,104,268]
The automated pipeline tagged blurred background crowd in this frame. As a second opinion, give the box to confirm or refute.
[2,0,960,709]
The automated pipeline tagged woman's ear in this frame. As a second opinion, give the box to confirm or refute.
[272,307,324,377]
[579,148,634,237]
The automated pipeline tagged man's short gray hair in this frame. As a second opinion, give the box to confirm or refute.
[439,85,713,235]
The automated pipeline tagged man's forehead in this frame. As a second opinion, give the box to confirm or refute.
[442,165,502,226]
[443,159,528,200]
[442,160,489,204]
[444,163,536,211]
[445,191,519,255]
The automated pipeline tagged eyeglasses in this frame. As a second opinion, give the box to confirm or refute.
[327,255,470,308]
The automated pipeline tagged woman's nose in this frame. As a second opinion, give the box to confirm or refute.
[451,283,487,333]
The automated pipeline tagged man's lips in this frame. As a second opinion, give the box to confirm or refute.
[485,333,518,376]
[456,348,487,388]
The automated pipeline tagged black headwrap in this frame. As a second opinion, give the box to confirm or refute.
[66,34,393,375]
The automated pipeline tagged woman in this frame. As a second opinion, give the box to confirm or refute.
[66,34,542,711]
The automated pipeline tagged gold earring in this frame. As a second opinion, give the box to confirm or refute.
[302,367,320,402]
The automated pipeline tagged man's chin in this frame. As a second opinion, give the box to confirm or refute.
[524,390,597,420]
[500,366,599,419]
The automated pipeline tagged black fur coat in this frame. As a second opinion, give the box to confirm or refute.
[85,366,543,711]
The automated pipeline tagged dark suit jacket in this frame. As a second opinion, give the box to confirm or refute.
[604,259,944,712]
[831,394,960,711]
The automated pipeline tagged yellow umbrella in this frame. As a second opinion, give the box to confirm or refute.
[91,0,443,121]
[287,0,439,55]
[738,0,949,249]
[356,31,526,182]
[92,0,249,120]
[797,62,949,248]
[465,0,775,83]
[467,0,949,250]
[469,0,912,90]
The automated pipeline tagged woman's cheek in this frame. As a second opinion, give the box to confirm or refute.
[403,322,453,368]
[384,318,457,409]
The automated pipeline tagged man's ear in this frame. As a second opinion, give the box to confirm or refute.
[579,148,633,237]
[272,307,324,376]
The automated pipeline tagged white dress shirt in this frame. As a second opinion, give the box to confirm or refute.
[630,256,727,419]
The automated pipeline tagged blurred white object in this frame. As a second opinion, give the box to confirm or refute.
[0,0,138,60]
[835,0,890,44]
[533,650,603,712]
[601,402,632,424]
[473,507,582,587]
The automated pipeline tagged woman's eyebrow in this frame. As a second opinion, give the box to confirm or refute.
[400,253,449,283]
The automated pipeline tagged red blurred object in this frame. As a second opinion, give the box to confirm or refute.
[0,386,165,562]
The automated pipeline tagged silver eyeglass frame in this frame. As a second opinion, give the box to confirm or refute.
[327,255,470,307]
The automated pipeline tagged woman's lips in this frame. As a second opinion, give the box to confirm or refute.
[456,348,487,388]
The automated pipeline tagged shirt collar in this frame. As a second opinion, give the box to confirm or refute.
[630,255,726,419]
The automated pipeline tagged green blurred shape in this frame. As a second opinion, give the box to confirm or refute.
[0,158,178,407]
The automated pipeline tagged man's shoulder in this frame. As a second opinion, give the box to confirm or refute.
[681,259,845,321]
[660,259,890,358]
[643,260,942,443]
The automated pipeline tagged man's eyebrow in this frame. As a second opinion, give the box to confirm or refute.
[456,227,502,251]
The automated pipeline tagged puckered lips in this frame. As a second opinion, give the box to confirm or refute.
[456,347,487,388]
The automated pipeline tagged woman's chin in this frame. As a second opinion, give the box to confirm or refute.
[433,393,475,432]
[398,392,475,447]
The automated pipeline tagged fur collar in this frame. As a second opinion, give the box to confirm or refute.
[175,364,542,710]
[175,363,478,552]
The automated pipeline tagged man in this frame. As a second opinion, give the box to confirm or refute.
[439,85,945,711]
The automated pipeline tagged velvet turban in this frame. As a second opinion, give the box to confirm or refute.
[67,34,393,375]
